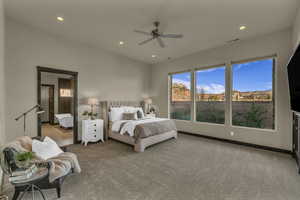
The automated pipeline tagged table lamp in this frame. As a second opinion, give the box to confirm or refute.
[144,98,152,114]
[88,98,99,114]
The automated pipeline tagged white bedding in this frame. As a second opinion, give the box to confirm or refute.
[55,113,73,128]
[112,118,169,137]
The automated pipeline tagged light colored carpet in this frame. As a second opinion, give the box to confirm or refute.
[42,124,73,147]
[4,133,300,200]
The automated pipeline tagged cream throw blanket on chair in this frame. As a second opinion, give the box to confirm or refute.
[5,136,81,183]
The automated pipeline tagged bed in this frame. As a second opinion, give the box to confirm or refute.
[99,101,177,152]
[55,113,74,129]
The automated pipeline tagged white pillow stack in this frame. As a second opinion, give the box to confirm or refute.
[109,106,145,121]
[32,137,64,160]
[110,107,125,122]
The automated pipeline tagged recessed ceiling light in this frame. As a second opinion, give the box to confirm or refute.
[239,26,246,30]
[152,55,157,58]
[57,16,64,22]
[119,41,124,45]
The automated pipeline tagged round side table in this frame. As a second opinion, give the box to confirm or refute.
[11,167,48,200]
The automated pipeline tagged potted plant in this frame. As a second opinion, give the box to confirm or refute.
[15,152,34,168]
[82,111,97,120]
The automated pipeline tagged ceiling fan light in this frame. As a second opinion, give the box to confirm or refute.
[57,16,64,22]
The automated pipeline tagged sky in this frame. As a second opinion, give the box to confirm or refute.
[172,59,273,94]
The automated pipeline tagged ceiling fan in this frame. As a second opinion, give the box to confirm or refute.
[134,21,183,48]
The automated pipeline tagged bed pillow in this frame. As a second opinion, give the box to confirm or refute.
[122,106,138,119]
[122,106,145,119]
[136,107,145,119]
[110,107,125,122]
[123,112,136,120]
[32,137,63,160]
[122,106,136,113]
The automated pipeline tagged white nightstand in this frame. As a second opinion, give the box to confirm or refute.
[82,119,104,146]
[145,113,156,118]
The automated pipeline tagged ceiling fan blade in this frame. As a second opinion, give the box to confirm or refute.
[160,34,183,38]
[138,37,154,45]
[157,37,165,48]
[134,30,152,36]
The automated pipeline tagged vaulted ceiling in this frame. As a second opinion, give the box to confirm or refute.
[4,0,300,64]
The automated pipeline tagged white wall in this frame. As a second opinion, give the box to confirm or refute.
[0,0,5,146]
[150,30,293,150]
[5,18,151,142]
[293,7,300,49]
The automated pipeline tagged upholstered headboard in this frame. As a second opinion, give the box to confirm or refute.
[99,101,145,140]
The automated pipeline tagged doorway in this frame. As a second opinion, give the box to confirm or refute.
[37,66,78,145]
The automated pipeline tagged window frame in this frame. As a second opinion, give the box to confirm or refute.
[168,54,277,131]
[168,70,193,121]
[194,64,227,125]
[230,55,277,131]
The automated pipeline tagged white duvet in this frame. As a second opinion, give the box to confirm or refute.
[112,118,169,137]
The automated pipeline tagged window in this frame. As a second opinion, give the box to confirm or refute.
[196,66,226,124]
[60,89,72,97]
[170,72,192,120]
[232,58,274,129]
[168,56,275,130]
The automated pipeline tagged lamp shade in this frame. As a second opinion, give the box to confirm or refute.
[144,98,152,104]
[88,98,99,105]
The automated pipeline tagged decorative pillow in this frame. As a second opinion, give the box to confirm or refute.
[110,107,125,122]
[136,107,145,118]
[123,112,136,120]
[122,106,138,119]
[137,110,143,119]
[32,137,63,160]
[122,106,145,119]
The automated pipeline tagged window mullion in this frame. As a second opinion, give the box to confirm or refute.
[168,75,171,119]
[191,71,195,121]
[225,62,232,127]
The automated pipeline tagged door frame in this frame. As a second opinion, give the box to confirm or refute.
[41,84,55,124]
[37,66,79,144]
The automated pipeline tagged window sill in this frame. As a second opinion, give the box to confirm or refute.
[171,119,277,133]
[231,125,277,133]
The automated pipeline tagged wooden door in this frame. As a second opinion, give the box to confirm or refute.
[58,78,73,114]
[40,85,55,124]
[40,86,50,122]
[48,86,55,124]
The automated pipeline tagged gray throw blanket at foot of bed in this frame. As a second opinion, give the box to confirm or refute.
[134,119,177,140]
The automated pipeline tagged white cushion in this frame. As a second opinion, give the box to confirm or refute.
[110,107,125,122]
[55,113,72,120]
[32,137,63,160]
[122,106,135,112]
